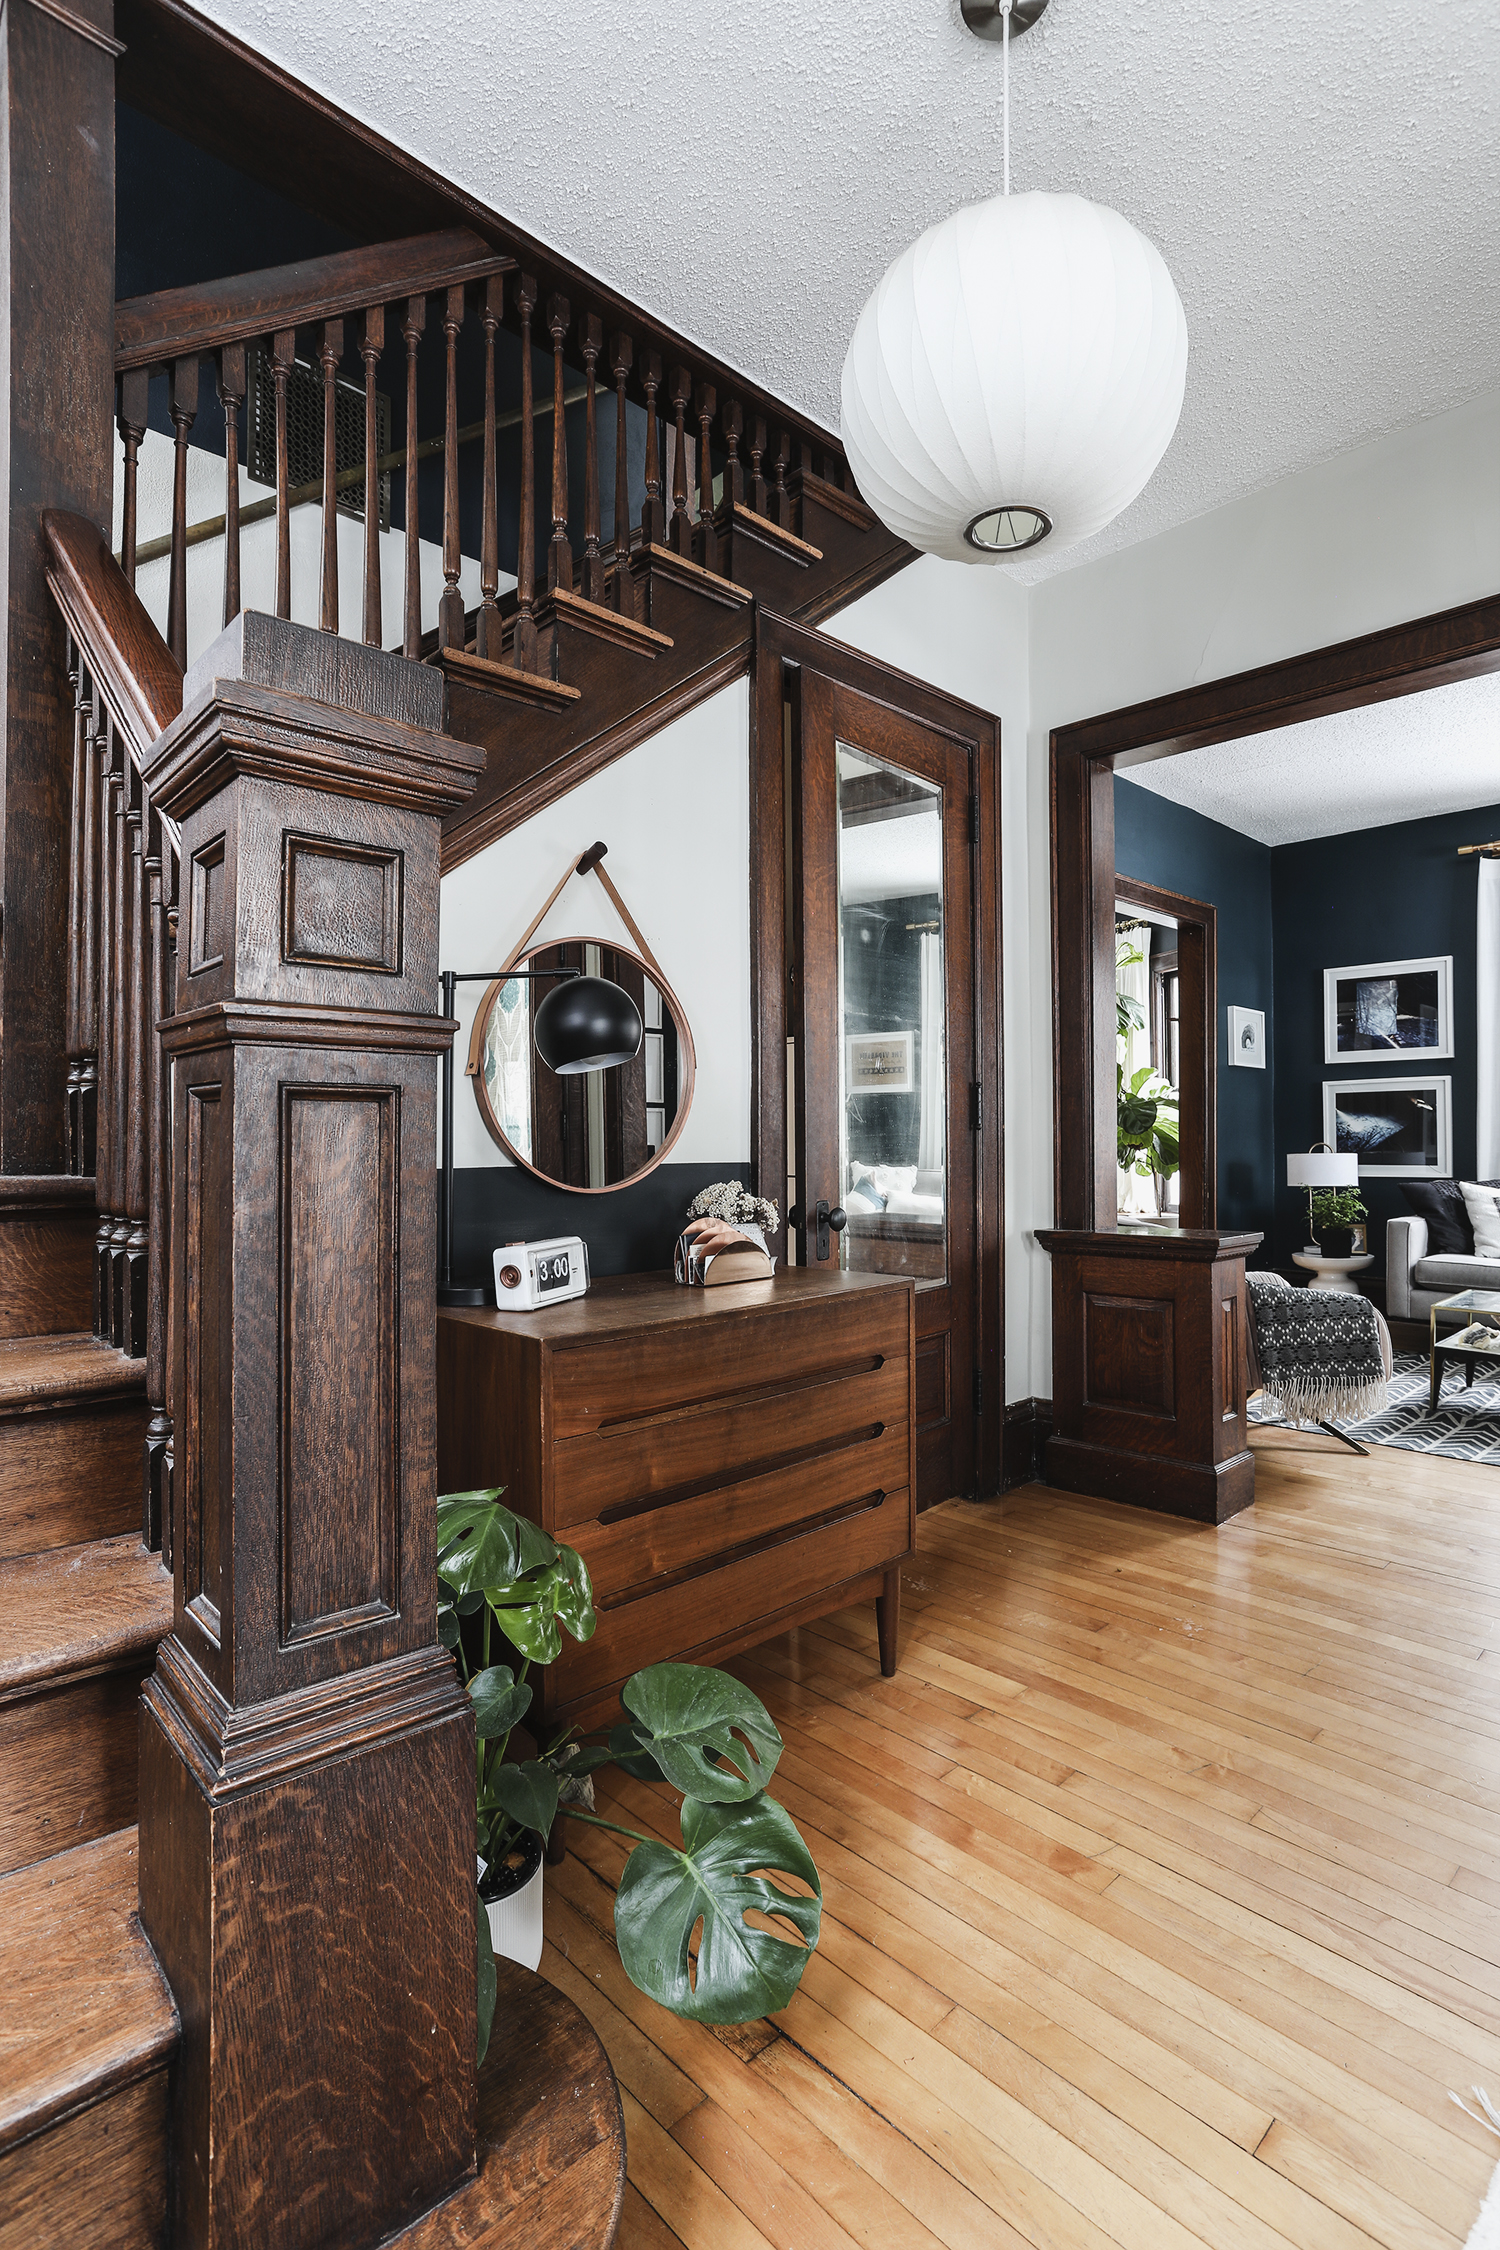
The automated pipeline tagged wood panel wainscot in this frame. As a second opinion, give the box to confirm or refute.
[1035,1227,1262,1524]
[438,1268,916,1730]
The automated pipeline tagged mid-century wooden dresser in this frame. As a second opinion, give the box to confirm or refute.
[437,1268,916,1731]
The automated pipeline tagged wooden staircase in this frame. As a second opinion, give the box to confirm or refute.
[0,1185,176,2247]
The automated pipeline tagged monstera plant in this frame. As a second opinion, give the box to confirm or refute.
[438,1489,822,2063]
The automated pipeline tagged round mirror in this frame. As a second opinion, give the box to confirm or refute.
[468,937,696,1192]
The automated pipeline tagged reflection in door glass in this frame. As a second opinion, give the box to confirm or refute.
[835,742,946,1282]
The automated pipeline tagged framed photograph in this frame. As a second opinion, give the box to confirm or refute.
[1322,1076,1452,1177]
[1323,955,1453,1062]
[1227,1005,1265,1069]
[847,1030,914,1094]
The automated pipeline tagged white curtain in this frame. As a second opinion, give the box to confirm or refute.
[1116,934,1156,1218]
[1480,860,1500,1176]
[916,933,946,1174]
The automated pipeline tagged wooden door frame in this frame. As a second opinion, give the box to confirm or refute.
[751,610,1004,1493]
[1051,592,1500,1232]
[1114,877,1217,1230]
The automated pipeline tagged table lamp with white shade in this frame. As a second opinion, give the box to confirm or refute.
[1286,1144,1360,1251]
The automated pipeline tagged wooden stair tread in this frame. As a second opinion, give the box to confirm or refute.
[0,1825,177,2155]
[433,646,582,705]
[0,1537,171,1699]
[387,1957,624,2246]
[0,1333,146,1415]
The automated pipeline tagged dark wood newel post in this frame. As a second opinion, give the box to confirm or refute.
[137,614,485,2249]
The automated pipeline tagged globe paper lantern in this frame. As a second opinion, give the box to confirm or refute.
[840,189,1188,561]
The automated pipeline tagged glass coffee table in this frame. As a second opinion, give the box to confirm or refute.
[1429,1290,1500,1412]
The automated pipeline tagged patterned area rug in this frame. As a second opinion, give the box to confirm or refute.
[1249,1352,1500,1464]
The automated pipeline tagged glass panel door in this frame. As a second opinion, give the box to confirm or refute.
[836,742,947,1282]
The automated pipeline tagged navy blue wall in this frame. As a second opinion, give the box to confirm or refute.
[1272,800,1500,1274]
[1114,777,1276,1251]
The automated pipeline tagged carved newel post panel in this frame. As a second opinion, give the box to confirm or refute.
[136,615,485,2249]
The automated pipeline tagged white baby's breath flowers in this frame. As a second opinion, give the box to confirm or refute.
[686,1180,780,1234]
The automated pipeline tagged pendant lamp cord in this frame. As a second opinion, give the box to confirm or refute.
[1001,0,1011,194]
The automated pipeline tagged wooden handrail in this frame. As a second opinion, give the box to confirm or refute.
[43,511,183,757]
[114,227,512,371]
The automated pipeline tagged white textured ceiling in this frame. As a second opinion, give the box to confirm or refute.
[197,0,1499,579]
[1120,671,1500,846]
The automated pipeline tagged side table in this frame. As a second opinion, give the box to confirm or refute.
[1291,1252,1374,1296]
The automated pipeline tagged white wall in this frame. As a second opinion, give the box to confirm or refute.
[830,386,1500,1401]
[440,679,751,1171]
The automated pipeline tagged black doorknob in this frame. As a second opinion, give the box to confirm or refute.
[813,1200,846,1261]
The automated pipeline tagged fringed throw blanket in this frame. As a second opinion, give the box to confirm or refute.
[1245,1271,1388,1424]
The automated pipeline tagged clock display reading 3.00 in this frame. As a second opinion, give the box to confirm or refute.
[535,1252,573,1295]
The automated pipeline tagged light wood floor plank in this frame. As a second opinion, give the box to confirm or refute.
[536,1437,1500,2248]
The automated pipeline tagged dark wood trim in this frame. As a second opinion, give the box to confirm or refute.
[1002,1396,1052,1491]
[752,611,1004,1495]
[43,512,183,756]
[114,0,848,464]
[439,641,750,873]
[115,229,510,370]
[1114,875,1216,1231]
[1052,592,1500,1233]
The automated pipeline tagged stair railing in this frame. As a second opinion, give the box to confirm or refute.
[112,231,863,683]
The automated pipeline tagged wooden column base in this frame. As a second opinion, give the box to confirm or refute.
[386,1958,624,2249]
[1044,1434,1255,1524]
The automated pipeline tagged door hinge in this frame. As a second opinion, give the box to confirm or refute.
[969,1081,982,1131]
[973,1368,983,1417]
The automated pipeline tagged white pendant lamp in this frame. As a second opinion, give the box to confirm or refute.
[840,1,1188,562]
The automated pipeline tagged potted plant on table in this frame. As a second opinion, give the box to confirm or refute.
[1116,933,1181,1218]
[1310,1184,1369,1259]
[437,1489,823,2062]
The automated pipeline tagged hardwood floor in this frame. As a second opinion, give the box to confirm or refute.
[539,1428,1500,2249]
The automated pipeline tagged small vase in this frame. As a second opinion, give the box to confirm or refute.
[480,1832,545,1971]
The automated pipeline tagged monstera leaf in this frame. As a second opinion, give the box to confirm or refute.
[621,1665,782,1803]
[491,1759,560,1839]
[476,1894,497,2066]
[614,1793,822,2024]
[469,1665,532,1740]
[437,1490,560,1596]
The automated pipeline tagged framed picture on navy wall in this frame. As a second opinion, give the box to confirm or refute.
[1323,955,1453,1063]
[1227,1006,1265,1068]
[1323,1075,1452,1176]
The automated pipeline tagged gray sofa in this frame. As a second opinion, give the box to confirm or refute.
[1386,1214,1500,1321]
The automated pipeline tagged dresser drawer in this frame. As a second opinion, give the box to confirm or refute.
[567,1415,910,1597]
[552,1484,912,1720]
[552,1353,909,1523]
[546,1288,909,1440]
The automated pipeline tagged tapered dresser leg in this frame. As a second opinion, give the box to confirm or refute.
[876,1567,901,1678]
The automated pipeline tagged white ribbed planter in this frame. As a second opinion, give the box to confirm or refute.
[482,1853,544,1972]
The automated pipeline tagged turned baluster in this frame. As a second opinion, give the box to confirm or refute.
[438,284,465,650]
[166,357,199,670]
[318,319,344,634]
[580,315,604,604]
[722,401,745,512]
[546,295,573,594]
[161,881,179,1569]
[64,642,87,1170]
[111,765,139,1346]
[476,278,501,658]
[639,350,664,548]
[746,415,768,517]
[144,817,173,1547]
[771,430,793,529]
[513,273,539,673]
[695,380,717,574]
[360,307,384,647]
[667,367,693,559]
[609,331,633,613]
[401,294,426,658]
[117,369,149,588]
[74,660,101,1174]
[124,781,150,1358]
[271,327,295,620]
[217,345,245,629]
[93,714,118,1335]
